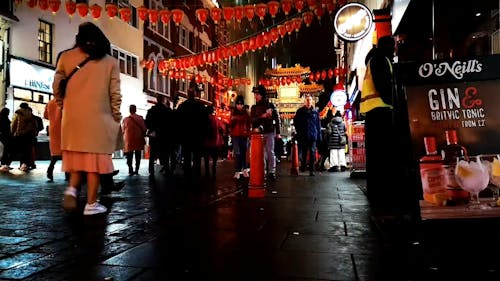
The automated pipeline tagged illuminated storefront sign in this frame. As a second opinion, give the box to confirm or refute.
[9,58,54,93]
[334,2,373,42]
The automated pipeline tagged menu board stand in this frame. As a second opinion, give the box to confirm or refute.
[350,121,366,178]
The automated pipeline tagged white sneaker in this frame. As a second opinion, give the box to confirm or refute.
[233,172,241,179]
[83,202,107,215]
[19,164,28,172]
[0,165,10,172]
[242,169,250,178]
[62,187,78,212]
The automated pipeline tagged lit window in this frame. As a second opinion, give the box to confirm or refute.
[38,20,52,64]
[111,45,138,78]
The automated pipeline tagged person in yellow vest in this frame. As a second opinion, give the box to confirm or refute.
[361,36,399,214]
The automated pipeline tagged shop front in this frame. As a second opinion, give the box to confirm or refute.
[6,56,54,160]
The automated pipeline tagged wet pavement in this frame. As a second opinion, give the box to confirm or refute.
[1,158,500,281]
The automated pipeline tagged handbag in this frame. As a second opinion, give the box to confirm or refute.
[59,57,92,98]
[335,126,347,145]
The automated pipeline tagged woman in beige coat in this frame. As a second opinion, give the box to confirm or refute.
[52,22,122,216]
[43,97,63,182]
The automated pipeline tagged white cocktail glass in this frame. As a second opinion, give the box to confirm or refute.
[455,155,491,210]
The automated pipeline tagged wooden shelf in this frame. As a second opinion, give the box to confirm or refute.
[420,199,500,220]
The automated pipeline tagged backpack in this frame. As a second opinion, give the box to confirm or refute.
[34,115,44,132]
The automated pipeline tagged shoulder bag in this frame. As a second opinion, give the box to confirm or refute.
[59,57,92,98]
[336,125,347,145]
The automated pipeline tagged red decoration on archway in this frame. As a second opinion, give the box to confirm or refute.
[210,7,222,24]
[171,9,184,26]
[65,0,76,17]
[281,0,293,15]
[119,7,131,22]
[76,2,88,17]
[137,5,147,21]
[39,0,48,10]
[105,3,117,19]
[90,4,102,20]
[48,0,61,14]
[159,9,171,25]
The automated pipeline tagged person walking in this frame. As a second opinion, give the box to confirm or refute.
[326,110,348,172]
[293,94,322,176]
[122,104,147,176]
[11,102,38,172]
[53,22,122,216]
[145,95,173,176]
[250,85,281,180]
[44,97,67,182]
[229,95,251,179]
[0,108,13,172]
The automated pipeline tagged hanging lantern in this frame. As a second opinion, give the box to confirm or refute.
[159,9,171,25]
[196,8,209,26]
[328,68,334,79]
[119,7,131,22]
[281,0,293,15]
[246,78,251,85]
[48,0,61,14]
[326,3,335,15]
[171,9,184,26]
[270,27,279,43]
[244,5,255,22]
[195,74,202,84]
[267,1,280,18]
[263,31,271,47]
[292,17,302,32]
[105,3,117,19]
[234,6,244,23]
[76,2,88,17]
[148,9,158,25]
[39,0,48,10]
[255,3,267,21]
[65,0,76,17]
[315,71,321,81]
[321,70,327,80]
[137,5,148,21]
[90,4,102,20]
[248,37,256,52]
[303,11,314,27]
[285,20,294,35]
[223,7,234,24]
[210,7,222,24]
[277,24,287,38]
[309,72,314,81]
[294,0,305,13]
[256,33,264,50]
[306,0,317,9]
[314,6,324,21]
[242,40,250,53]
[27,0,37,8]
[230,45,238,58]
[236,42,245,56]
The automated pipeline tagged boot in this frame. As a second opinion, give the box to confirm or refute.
[128,165,134,176]
[134,163,140,175]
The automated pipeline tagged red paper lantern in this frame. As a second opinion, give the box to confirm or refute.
[105,3,117,19]
[277,25,287,38]
[328,68,334,79]
[326,3,335,15]
[248,37,256,52]
[196,8,209,26]
[334,67,340,76]
[292,17,302,32]
[76,2,88,17]
[314,6,324,21]
[270,27,279,43]
[234,6,244,23]
[309,72,314,81]
[267,1,280,18]
[256,33,264,50]
[159,9,171,25]
[210,7,222,24]
[321,70,327,80]
[306,0,317,9]
[294,0,305,13]
[65,0,76,17]
[242,40,250,53]
[315,71,321,81]
[48,0,61,14]
[255,3,267,21]
[27,0,37,8]
[223,7,234,24]
[195,74,202,84]
[90,4,102,20]
[281,0,293,15]
[38,0,48,10]
[171,9,184,26]
[137,5,148,21]
[148,9,158,25]
[303,11,314,27]
[119,7,131,22]
[236,42,245,56]
[244,5,255,22]
[285,20,294,35]
[263,31,271,47]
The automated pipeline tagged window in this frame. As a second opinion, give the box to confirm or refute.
[148,0,170,40]
[106,0,138,28]
[38,20,53,64]
[179,25,190,50]
[146,53,171,95]
[111,46,138,77]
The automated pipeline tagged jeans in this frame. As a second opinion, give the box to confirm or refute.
[263,132,276,174]
[232,136,248,172]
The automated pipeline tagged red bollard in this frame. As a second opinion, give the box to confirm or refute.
[290,140,299,176]
[248,130,266,198]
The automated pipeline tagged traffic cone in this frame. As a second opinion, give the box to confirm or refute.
[249,131,265,198]
[290,140,299,176]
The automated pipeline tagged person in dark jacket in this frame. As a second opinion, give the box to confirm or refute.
[0,108,13,171]
[145,94,173,176]
[293,94,322,176]
[229,95,251,179]
[326,110,347,172]
[250,85,281,180]
[11,102,38,172]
